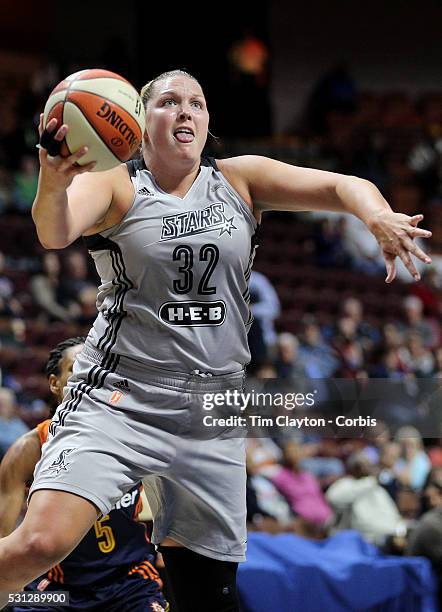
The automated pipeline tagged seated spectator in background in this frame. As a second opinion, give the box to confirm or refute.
[400,295,439,349]
[274,333,306,380]
[377,442,401,502]
[249,270,281,353]
[59,250,96,305]
[299,438,345,489]
[394,426,432,491]
[406,469,442,609]
[369,347,409,379]
[12,155,38,213]
[0,387,28,458]
[0,252,22,318]
[411,268,442,319]
[339,297,381,350]
[313,218,351,268]
[268,441,333,528]
[332,316,365,376]
[31,252,78,323]
[299,316,339,377]
[405,333,435,377]
[326,451,403,546]
[246,447,294,532]
[246,437,283,472]
[0,316,26,349]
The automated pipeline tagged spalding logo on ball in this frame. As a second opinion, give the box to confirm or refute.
[43,69,145,172]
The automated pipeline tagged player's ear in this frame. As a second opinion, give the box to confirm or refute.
[48,374,60,397]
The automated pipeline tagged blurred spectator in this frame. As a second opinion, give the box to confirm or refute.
[274,333,306,380]
[12,155,38,213]
[299,438,345,488]
[299,316,339,377]
[246,446,293,530]
[408,128,442,201]
[248,270,281,368]
[411,268,442,319]
[59,250,95,306]
[377,442,401,501]
[0,387,29,457]
[400,295,438,349]
[394,426,432,491]
[0,316,26,348]
[326,451,403,546]
[268,441,333,528]
[340,297,381,349]
[0,252,22,317]
[406,469,442,608]
[249,271,281,350]
[405,333,435,377]
[313,218,351,268]
[31,252,76,322]
[332,316,365,375]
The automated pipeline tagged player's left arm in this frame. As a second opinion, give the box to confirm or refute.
[227,155,432,283]
[0,431,42,537]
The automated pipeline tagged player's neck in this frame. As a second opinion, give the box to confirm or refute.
[147,158,201,199]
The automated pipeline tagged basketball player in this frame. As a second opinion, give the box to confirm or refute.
[0,337,167,611]
[0,70,432,612]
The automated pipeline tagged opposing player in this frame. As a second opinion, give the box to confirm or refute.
[0,69,432,612]
[0,337,167,612]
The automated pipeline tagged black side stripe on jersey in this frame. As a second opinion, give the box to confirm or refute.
[49,354,120,436]
[243,226,260,329]
[82,234,134,359]
[98,249,133,356]
[244,225,260,284]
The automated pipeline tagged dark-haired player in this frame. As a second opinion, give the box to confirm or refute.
[0,337,167,611]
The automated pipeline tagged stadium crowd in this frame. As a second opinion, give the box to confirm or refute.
[0,59,441,604]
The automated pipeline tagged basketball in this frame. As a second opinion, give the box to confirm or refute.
[43,69,145,172]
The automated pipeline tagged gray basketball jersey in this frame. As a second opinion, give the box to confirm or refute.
[84,158,259,375]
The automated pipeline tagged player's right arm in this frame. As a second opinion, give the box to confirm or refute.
[0,430,42,537]
[32,116,115,249]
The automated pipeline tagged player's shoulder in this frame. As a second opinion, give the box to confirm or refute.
[214,156,268,213]
[216,154,262,175]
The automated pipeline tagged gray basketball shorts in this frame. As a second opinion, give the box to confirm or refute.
[30,344,247,562]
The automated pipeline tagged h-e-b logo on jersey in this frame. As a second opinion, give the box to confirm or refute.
[161,203,237,241]
[41,448,76,476]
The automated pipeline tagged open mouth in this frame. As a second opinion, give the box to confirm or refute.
[174,127,195,143]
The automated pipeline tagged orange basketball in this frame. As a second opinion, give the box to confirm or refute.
[43,69,145,172]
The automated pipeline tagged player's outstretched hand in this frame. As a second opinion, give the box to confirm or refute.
[369,211,432,283]
[37,113,96,190]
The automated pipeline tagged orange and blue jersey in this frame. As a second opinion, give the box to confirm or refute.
[33,420,163,591]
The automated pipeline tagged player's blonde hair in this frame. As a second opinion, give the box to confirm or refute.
[140,69,200,108]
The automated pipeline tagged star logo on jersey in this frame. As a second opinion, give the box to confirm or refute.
[160,202,238,241]
[41,448,75,476]
[218,214,237,237]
